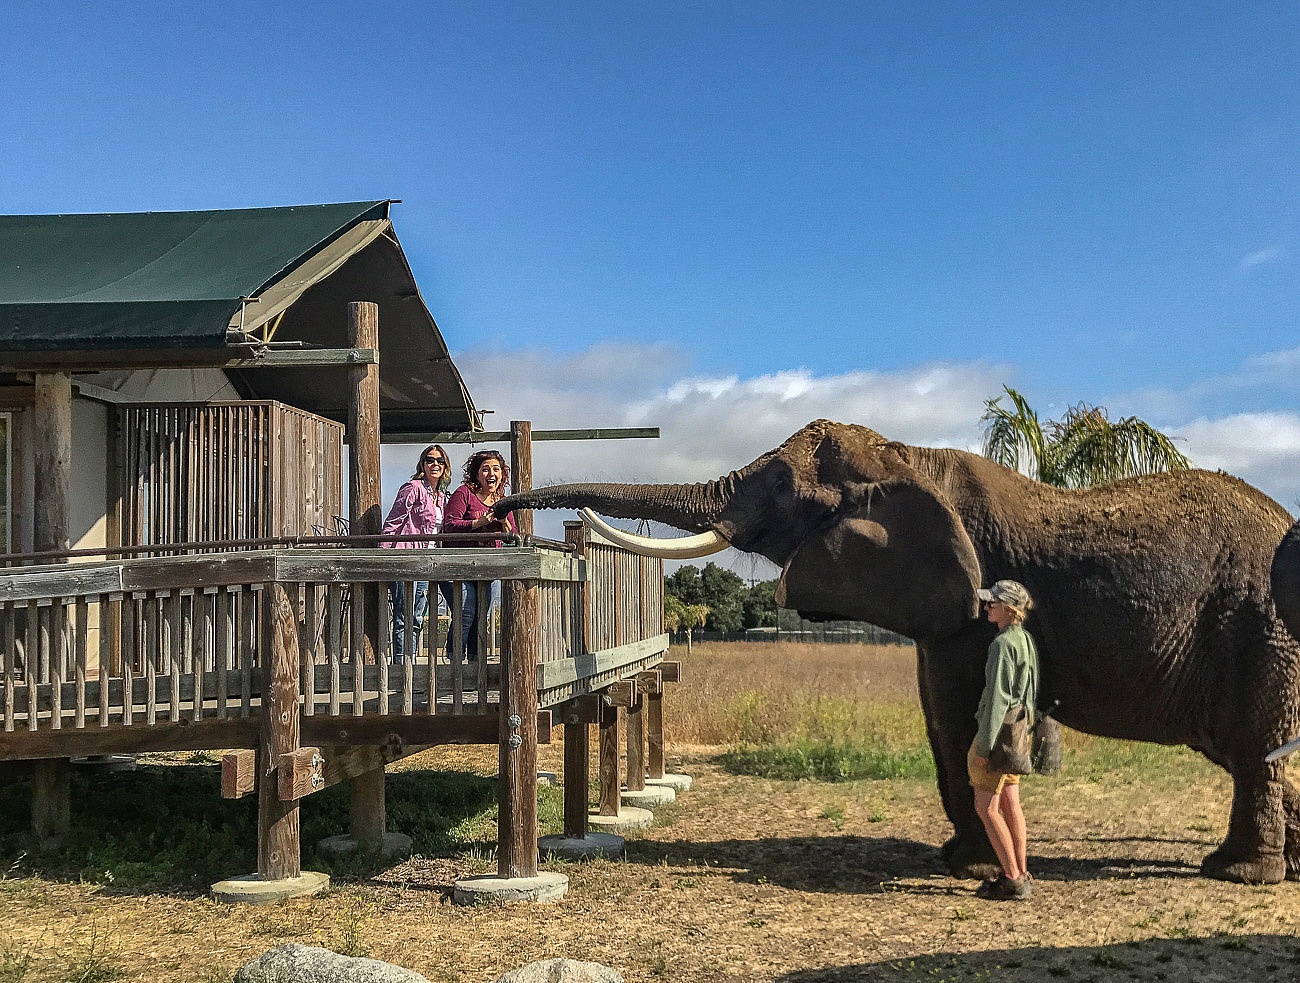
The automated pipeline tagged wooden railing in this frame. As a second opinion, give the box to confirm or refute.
[0,538,665,755]
[0,534,670,895]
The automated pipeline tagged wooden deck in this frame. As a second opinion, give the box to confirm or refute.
[0,525,673,893]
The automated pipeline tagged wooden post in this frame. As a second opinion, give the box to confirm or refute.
[625,694,646,792]
[647,689,666,780]
[561,696,597,838]
[509,421,533,537]
[32,372,72,844]
[347,301,386,847]
[498,577,540,878]
[598,700,621,816]
[258,583,302,880]
[347,300,382,661]
[561,523,592,837]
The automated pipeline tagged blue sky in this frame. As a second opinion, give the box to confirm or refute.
[4,2,1299,558]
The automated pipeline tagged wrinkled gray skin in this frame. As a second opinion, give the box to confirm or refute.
[497,420,1300,884]
[1272,522,1300,649]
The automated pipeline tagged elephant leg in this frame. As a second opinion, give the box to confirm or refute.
[1200,762,1286,884]
[917,642,999,880]
[1280,779,1300,880]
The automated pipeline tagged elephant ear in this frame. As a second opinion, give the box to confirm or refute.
[775,464,981,641]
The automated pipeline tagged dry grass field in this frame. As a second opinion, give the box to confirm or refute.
[4,641,1300,983]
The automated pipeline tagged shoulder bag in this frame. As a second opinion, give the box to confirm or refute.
[988,704,1033,775]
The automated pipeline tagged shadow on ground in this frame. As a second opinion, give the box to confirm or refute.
[625,834,1200,894]
[0,759,497,894]
[777,935,1300,982]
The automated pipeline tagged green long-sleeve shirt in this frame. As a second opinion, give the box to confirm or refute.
[974,623,1040,758]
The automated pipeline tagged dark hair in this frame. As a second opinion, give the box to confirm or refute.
[412,443,452,492]
[463,449,509,490]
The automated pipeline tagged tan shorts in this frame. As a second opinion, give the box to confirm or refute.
[968,740,1021,794]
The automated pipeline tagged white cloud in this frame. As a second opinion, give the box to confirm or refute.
[377,344,1300,579]
[1237,247,1284,274]
[1173,412,1300,511]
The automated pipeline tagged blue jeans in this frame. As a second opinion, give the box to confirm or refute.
[451,581,498,660]
[391,581,454,661]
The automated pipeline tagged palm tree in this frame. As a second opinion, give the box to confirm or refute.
[664,594,686,636]
[981,385,1190,488]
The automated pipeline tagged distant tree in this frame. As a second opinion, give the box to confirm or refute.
[683,604,709,653]
[981,385,1189,488]
[742,580,778,629]
[666,562,749,633]
[665,565,705,606]
[700,562,746,633]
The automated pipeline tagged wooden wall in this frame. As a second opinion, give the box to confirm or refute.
[117,402,343,547]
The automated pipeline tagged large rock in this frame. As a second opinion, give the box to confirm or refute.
[494,959,624,983]
[235,944,429,983]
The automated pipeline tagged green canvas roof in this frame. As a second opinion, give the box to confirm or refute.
[0,201,480,433]
[0,201,391,349]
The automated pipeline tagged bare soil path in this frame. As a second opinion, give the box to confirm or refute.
[5,742,1300,983]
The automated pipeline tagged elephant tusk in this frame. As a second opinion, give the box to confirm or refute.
[1266,734,1300,763]
[579,508,730,559]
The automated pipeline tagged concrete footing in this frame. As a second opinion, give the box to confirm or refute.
[70,755,138,773]
[538,832,625,861]
[452,871,569,905]
[211,871,329,905]
[316,832,413,860]
[587,807,653,833]
[646,773,693,792]
[621,785,676,809]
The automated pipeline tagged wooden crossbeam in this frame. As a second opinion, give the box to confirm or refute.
[0,348,379,373]
[221,749,257,799]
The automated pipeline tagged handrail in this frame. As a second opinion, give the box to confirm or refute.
[0,533,576,566]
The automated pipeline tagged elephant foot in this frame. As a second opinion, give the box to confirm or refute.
[940,833,1000,881]
[1201,846,1285,885]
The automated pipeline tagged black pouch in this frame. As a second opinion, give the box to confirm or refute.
[1032,701,1062,775]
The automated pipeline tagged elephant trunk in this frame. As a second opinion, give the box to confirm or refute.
[496,476,736,534]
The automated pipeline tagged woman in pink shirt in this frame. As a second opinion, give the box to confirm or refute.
[380,443,452,661]
[442,449,516,660]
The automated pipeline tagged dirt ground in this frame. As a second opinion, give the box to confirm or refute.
[5,739,1300,983]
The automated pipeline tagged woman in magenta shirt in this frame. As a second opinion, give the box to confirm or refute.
[380,443,453,661]
[442,449,516,660]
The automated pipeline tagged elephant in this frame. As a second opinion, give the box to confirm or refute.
[496,419,1300,884]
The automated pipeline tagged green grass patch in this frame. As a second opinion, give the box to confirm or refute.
[717,739,936,781]
[0,758,552,891]
[1063,736,1217,785]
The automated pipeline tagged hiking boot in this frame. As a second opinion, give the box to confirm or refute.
[975,874,1032,900]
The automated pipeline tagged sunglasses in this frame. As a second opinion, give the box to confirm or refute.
[422,456,446,466]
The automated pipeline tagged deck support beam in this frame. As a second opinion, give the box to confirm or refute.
[31,372,72,845]
[346,300,389,851]
[257,583,302,880]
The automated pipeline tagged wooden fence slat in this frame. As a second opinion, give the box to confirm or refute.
[239,587,254,717]
[2,605,14,731]
[74,596,88,729]
[26,601,39,732]
[327,584,342,716]
[170,589,183,723]
[301,586,317,717]
[121,595,134,726]
[215,588,230,720]
[350,581,364,716]
[476,582,489,715]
